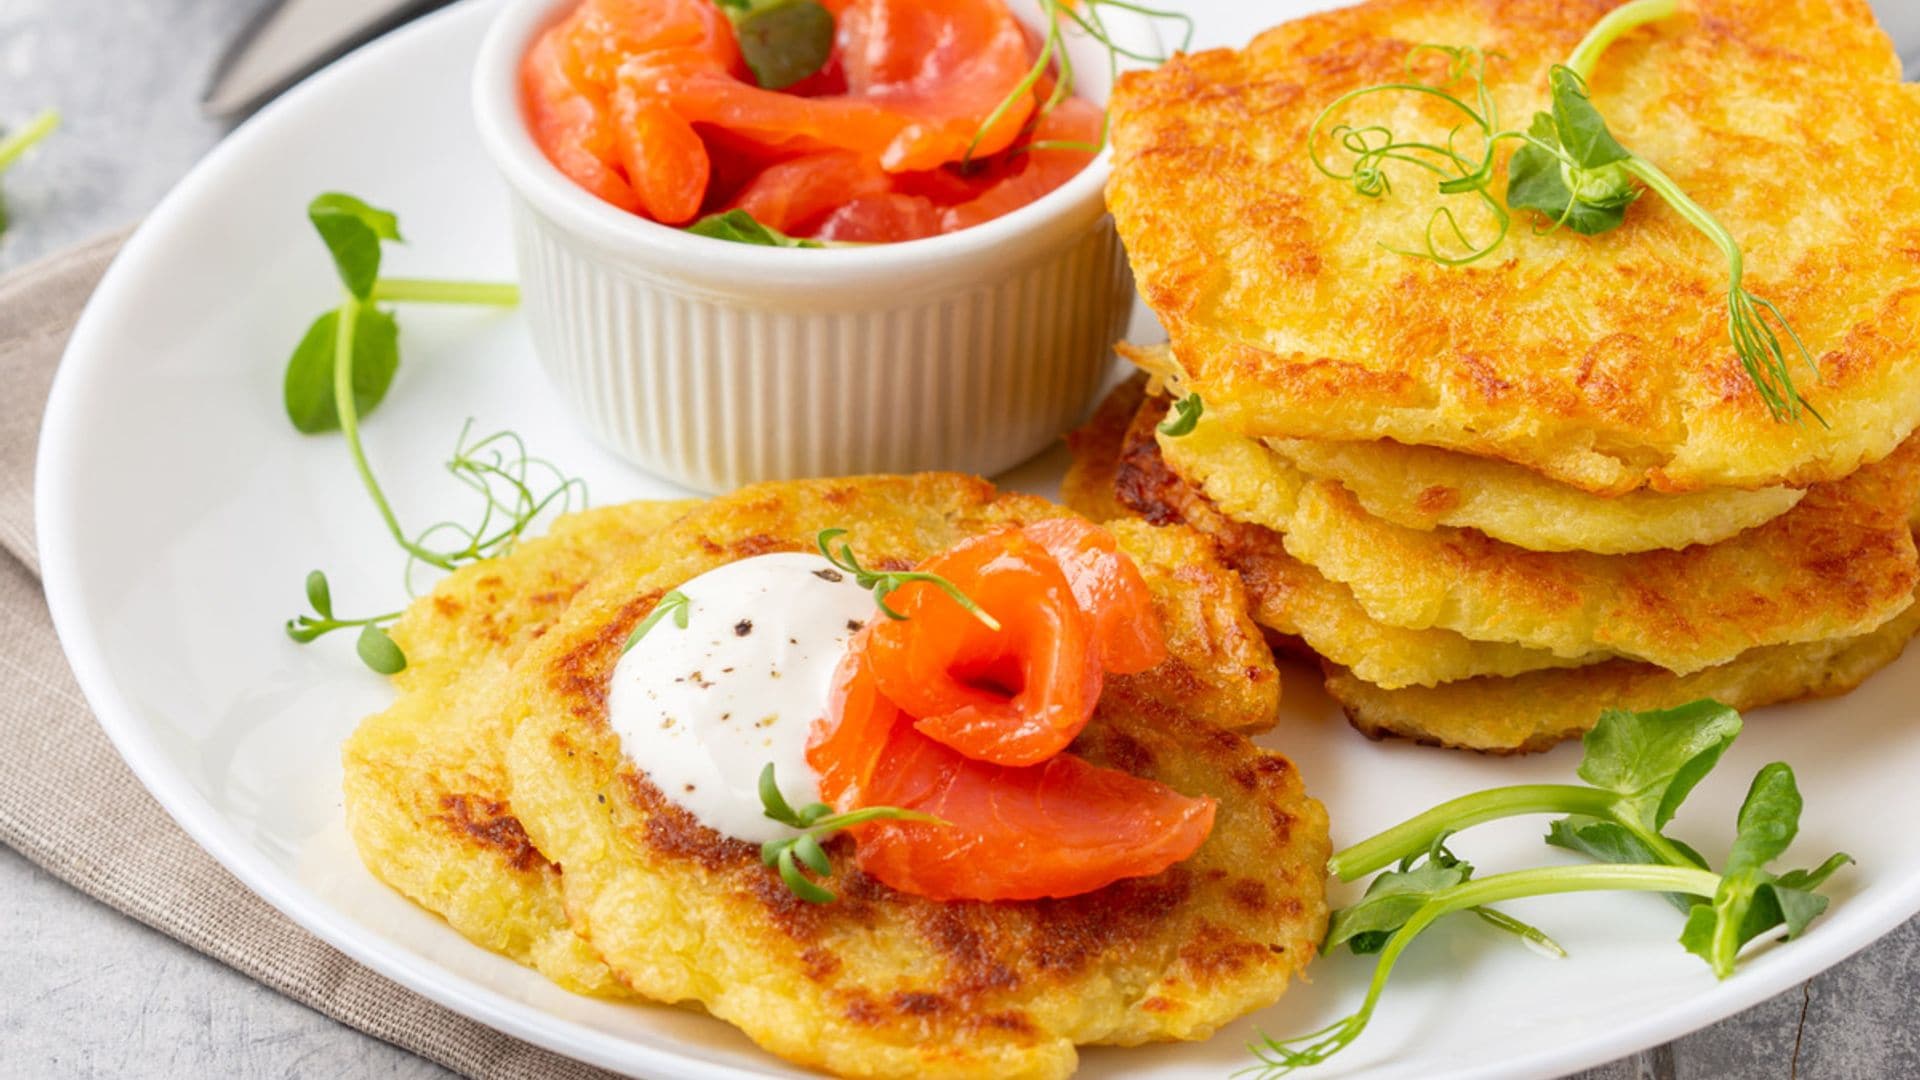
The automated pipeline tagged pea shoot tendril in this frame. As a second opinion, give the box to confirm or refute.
[1305,0,1823,425]
[280,193,580,674]
[816,528,1001,631]
[622,590,691,654]
[965,0,1195,167]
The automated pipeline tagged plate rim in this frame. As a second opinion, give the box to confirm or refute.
[31,1,1920,1077]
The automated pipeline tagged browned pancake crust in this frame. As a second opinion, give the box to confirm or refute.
[1066,378,1920,752]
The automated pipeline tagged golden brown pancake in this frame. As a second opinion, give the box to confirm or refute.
[1107,0,1920,495]
[1156,395,1920,673]
[342,501,696,994]
[1065,380,1595,688]
[1325,595,1920,753]
[1064,378,1920,751]
[1115,342,1807,554]
[504,475,1328,1079]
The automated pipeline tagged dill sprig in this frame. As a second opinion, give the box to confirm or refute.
[281,193,577,673]
[816,528,1001,631]
[1304,0,1822,424]
[964,0,1194,167]
[757,764,943,903]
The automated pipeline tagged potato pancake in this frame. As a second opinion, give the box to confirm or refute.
[1327,593,1920,753]
[504,475,1328,1079]
[1066,377,1594,688]
[1107,0,1920,494]
[1116,343,1806,554]
[1266,437,1803,554]
[342,500,695,994]
[1066,379,1920,751]
[1158,397,1920,673]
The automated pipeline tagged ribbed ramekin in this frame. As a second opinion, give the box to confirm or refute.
[473,0,1150,493]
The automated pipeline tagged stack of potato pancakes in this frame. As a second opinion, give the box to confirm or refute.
[1067,0,1920,753]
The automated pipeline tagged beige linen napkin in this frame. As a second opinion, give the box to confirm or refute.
[0,234,616,1080]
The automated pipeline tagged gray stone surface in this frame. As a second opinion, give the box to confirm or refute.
[0,845,450,1080]
[1,1,1916,1078]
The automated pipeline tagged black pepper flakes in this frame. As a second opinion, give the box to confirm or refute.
[813,568,845,583]
[735,619,753,637]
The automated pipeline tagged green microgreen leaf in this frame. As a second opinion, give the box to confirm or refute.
[1327,848,1474,954]
[355,622,407,674]
[1577,699,1742,832]
[1254,708,1850,1074]
[285,569,401,649]
[1158,393,1204,437]
[793,832,832,876]
[1330,699,1735,883]
[305,570,334,619]
[757,763,944,904]
[816,528,1001,632]
[1546,66,1629,169]
[1248,863,1725,1077]
[308,193,401,300]
[758,762,805,828]
[776,847,838,903]
[730,1,835,91]
[283,305,401,434]
[685,209,823,248]
[1327,841,1564,958]
[623,590,691,654]
[1506,112,1636,237]
[1677,763,1851,977]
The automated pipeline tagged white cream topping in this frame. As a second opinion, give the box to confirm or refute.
[606,552,877,843]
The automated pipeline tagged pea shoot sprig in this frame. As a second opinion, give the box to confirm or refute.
[0,108,59,237]
[622,590,690,654]
[1242,700,1851,1076]
[281,194,582,674]
[758,764,942,903]
[1307,0,1822,424]
[966,0,1194,167]
[816,528,1000,631]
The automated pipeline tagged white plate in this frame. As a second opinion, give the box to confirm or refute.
[34,2,1920,1078]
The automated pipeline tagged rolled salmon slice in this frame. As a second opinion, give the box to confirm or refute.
[809,645,1216,902]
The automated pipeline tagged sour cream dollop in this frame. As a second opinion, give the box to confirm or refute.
[606,552,878,843]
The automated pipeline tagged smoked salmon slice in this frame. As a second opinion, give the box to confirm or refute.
[525,0,1100,236]
[725,150,893,234]
[654,0,1037,171]
[809,645,1216,902]
[1022,515,1166,675]
[865,529,1104,768]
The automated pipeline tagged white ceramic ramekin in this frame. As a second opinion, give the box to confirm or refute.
[473,0,1151,493]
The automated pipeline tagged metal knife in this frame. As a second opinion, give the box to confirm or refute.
[202,0,452,118]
